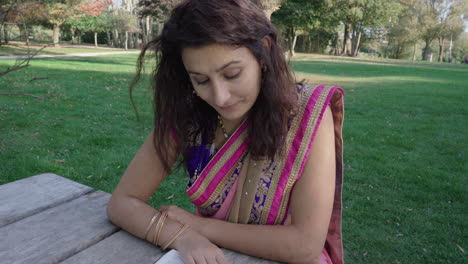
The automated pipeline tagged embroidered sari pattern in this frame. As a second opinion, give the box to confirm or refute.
[249,159,276,224]
[275,85,332,223]
[187,120,250,207]
[198,154,247,216]
[253,85,331,224]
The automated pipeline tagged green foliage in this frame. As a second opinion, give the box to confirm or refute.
[452,32,468,61]
[42,0,84,27]
[137,0,182,21]
[107,9,138,32]
[272,0,334,32]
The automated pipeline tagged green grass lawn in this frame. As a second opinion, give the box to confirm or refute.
[1,53,466,263]
[0,43,128,56]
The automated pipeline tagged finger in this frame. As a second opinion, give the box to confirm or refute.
[203,256,215,264]
[215,253,231,264]
[158,206,169,211]
[181,255,195,264]
[193,255,207,264]
[204,255,218,264]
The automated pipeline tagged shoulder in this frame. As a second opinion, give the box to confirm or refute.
[291,84,338,126]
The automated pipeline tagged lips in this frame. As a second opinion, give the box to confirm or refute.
[220,102,238,110]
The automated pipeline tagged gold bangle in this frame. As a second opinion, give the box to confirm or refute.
[152,212,164,245]
[144,211,160,240]
[154,211,168,246]
[161,224,190,250]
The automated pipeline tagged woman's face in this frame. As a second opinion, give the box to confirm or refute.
[181,43,262,124]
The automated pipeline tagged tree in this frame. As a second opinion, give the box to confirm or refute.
[41,0,85,46]
[82,14,108,47]
[65,0,111,46]
[452,32,468,62]
[329,0,400,57]
[107,8,138,50]
[253,0,282,20]
[272,0,336,57]
[434,0,466,62]
[386,0,422,60]
[137,0,181,43]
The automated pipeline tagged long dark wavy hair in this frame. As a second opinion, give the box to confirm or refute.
[131,0,297,173]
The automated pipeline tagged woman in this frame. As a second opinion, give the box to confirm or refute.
[106,0,344,263]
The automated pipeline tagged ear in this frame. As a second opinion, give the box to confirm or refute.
[261,35,272,51]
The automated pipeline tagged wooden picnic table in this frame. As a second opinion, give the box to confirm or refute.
[0,173,280,264]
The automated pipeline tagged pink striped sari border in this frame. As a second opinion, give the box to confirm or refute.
[187,120,248,196]
[192,140,249,206]
[297,86,343,179]
[279,86,343,224]
[266,85,326,224]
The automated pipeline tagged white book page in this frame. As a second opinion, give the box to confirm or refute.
[154,249,185,264]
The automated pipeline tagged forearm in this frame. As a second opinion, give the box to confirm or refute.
[106,195,186,249]
[198,218,321,263]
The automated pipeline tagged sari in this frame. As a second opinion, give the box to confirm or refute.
[184,85,344,264]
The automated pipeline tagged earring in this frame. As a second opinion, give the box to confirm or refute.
[262,65,267,72]
[192,90,198,96]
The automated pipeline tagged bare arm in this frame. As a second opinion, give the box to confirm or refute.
[172,106,336,263]
[106,130,230,264]
[106,129,179,241]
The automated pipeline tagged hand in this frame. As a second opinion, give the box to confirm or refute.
[172,228,230,264]
[159,205,205,234]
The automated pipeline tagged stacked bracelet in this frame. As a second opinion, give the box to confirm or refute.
[144,211,160,240]
[144,210,190,250]
[153,210,168,246]
[161,224,190,250]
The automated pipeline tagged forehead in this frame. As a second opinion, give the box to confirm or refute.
[181,44,255,72]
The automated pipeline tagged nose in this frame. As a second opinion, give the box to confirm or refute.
[211,80,230,107]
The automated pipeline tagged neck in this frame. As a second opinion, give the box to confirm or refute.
[220,116,244,136]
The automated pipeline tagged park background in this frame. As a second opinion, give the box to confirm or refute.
[0,0,467,263]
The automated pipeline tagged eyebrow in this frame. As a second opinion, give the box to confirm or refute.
[188,60,241,75]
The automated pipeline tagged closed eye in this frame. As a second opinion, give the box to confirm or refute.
[225,71,241,80]
[195,78,209,85]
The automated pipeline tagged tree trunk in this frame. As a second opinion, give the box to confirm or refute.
[306,35,312,53]
[112,30,119,48]
[3,24,9,44]
[71,28,75,45]
[334,32,340,55]
[94,32,98,48]
[22,25,30,46]
[128,33,134,49]
[412,42,417,61]
[52,24,60,47]
[395,42,403,59]
[124,31,128,50]
[438,36,445,63]
[106,31,111,46]
[144,16,151,41]
[448,34,453,63]
[119,32,125,48]
[422,39,431,61]
[353,31,362,57]
[288,28,297,57]
[158,23,164,37]
[341,22,352,56]
[133,32,139,48]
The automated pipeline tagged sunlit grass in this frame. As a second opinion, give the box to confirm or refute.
[0,43,129,56]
